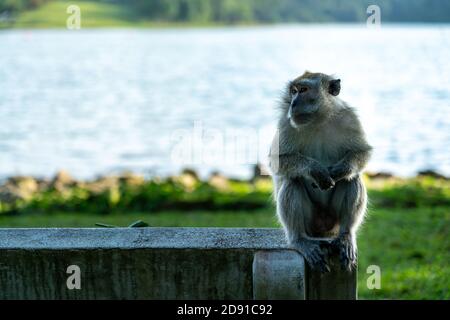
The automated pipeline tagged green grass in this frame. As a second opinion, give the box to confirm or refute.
[0,205,448,299]
[357,206,449,299]
[10,0,140,28]
[0,209,278,228]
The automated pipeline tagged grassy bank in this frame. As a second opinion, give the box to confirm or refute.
[0,171,448,299]
[2,1,130,29]
[1,0,237,29]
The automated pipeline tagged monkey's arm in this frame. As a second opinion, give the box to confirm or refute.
[269,151,335,190]
[329,146,372,182]
[269,129,335,189]
[329,108,372,182]
[269,152,312,177]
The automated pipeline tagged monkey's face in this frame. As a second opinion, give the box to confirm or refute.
[286,73,341,127]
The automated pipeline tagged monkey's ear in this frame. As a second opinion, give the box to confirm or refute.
[329,79,341,96]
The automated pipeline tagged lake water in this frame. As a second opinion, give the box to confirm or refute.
[0,25,449,179]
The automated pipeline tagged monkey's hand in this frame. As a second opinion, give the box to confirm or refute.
[293,239,330,273]
[331,234,357,271]
[309,163,335,190]
[328,162,352,182]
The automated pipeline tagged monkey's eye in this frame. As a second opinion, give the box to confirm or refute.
[291,87,298,95]
[299,87,308,93]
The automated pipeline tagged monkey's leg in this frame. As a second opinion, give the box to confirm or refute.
[277,178,330,273]
[330,177,367,270]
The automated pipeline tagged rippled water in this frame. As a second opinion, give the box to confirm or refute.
[0,25,449,179]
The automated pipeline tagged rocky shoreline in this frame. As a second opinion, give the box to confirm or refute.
[0,168,252,208]
[0,167,448,207]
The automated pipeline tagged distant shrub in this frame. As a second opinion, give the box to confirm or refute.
[1,174,448,215]
[3,177,271,215]
[368,176,450,208]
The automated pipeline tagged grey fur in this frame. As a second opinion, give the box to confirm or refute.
[269,72,372,272]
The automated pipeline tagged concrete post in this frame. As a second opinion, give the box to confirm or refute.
[252,250,306,300]
[306,253,358,300]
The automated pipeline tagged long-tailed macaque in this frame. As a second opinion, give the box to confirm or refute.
[269,72,372,272]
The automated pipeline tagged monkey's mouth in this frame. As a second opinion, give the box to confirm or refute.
[292,113,314,125]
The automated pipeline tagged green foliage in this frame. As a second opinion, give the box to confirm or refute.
[0,176,450,214]
[1,175,448,216]
[6,0,141,28]
[1,177,271,215]
[0,0,49,12]
[2,0,450,28]
[368,176,450,208]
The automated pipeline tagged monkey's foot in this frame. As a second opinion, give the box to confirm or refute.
[293,239,330,273]
[331,236,357,271]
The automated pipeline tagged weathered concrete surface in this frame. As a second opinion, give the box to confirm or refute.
[0,248,258,299]
[306,254,358,300]
[253,250,305,300]
[0,227,286,249]
[0,228,356,300]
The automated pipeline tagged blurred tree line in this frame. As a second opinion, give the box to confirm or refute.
[0,0,49,12]
[1,0,450,23]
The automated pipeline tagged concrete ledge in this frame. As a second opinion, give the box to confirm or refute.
[0,227,286,250]
[0,228,356,300]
